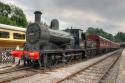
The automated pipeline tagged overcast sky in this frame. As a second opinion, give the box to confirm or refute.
[1,0,125,35]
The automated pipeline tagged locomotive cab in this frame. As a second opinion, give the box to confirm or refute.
[64,28,85,49]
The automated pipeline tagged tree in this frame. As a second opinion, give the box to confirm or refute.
[86,27,114,41]
[0,2,11,17]
[10,6,28,27]
[86,27,96,35]
[0,1,28,27]
[114,32,125,42]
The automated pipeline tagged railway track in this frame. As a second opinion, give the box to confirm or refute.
[58,50,122,83]
[0,64,17,71]
[8,50,120,83]
[99,54,120,83]
[0,65,13,71]
[0,65,33,74]
[0,58,87,83]
[0,50,121,83]
[0,66,36,83]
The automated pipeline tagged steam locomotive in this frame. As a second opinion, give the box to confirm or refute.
[11,11,120,67]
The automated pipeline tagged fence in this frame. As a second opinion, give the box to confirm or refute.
[0,47,15,64]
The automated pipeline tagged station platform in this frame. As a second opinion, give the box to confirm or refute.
[117,49,125,83]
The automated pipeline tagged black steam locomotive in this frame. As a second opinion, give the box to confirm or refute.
[11,11,119,67]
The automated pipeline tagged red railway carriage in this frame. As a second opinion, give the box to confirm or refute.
[86,34,119,52]
[86,35,110,49]
[110,41,120,49]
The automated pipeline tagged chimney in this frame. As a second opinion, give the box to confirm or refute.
[34,11,42,23]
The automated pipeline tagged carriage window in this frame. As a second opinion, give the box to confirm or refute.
[0,31,9,38]
[13,33,25,39]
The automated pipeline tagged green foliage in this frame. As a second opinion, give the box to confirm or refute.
[0,16,16,25]
[0,2,11,17]
[114,32,125,42]
[0,1,28,27]
[86,27,114,41]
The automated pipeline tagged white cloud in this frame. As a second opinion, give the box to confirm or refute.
[62,9,106,22]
